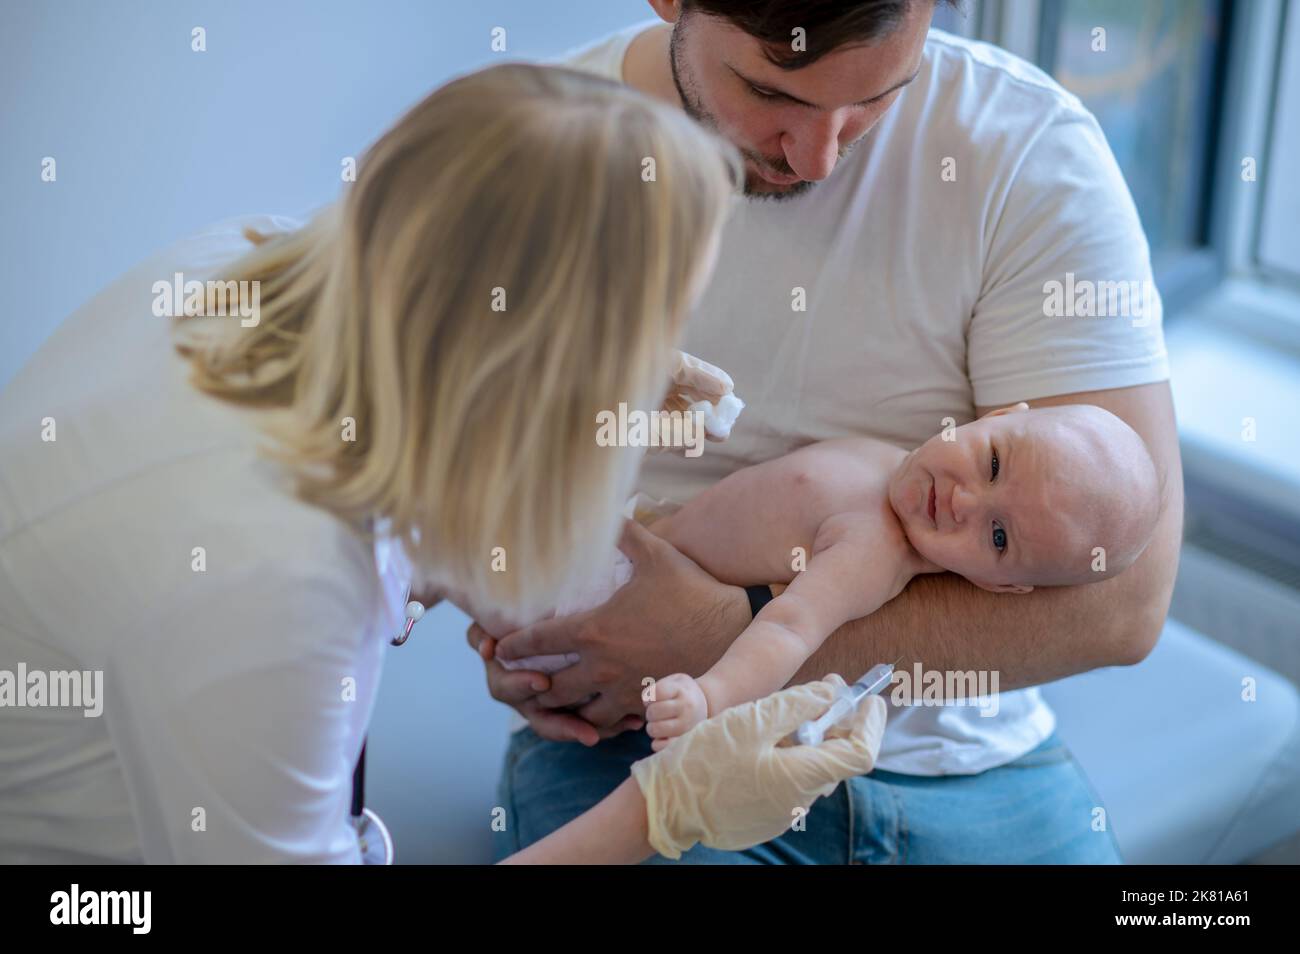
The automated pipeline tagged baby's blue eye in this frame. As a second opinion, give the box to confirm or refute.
[990,451,1000,481]
[992,526,1007,551]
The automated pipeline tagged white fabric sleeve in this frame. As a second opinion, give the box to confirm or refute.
[104,565,376,863]
[968,100,1170,408]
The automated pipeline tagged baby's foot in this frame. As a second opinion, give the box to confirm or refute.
[645,673,709,751]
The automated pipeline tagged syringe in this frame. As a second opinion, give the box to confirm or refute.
[791,663,896,746]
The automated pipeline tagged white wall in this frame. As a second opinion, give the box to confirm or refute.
[0,0,652,386]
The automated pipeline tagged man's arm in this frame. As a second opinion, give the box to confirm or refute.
[790,381,1183,691]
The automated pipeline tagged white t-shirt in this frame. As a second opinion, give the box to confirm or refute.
[0,217,403,862]
[560,24,1169,774]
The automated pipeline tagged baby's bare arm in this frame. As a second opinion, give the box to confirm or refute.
[698,509,919,714]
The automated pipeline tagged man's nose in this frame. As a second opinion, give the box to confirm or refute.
[780,110,848,181]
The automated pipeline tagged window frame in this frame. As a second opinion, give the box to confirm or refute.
[1248,0,1300,286]
[1202,0,1300,351]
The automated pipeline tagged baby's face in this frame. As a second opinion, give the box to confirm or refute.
[887,404,1141,592]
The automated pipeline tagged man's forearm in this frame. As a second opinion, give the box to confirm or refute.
[791,572,1115,691]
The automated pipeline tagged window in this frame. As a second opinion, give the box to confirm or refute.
[1037,0,1229,272]
[946,2,1296,310]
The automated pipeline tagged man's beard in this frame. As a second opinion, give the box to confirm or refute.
[668,23,816,201]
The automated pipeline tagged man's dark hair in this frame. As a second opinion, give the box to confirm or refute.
[680,0,959,70]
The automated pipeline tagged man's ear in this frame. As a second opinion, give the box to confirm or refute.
[971,579,1033,595]
[980,401,1030,420]
[646,0,684,23]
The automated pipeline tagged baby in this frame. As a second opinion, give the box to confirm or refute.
[641,401,1163,749]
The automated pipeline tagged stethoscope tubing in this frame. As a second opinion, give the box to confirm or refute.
[391,584,424,646]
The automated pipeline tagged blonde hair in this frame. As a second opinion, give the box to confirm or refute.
[179,64,740,617]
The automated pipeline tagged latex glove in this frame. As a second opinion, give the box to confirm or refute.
[660,351,743,442]
[630,675,887,859]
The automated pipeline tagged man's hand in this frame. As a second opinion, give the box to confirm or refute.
[486,519,752,735]
[466,626,644,746]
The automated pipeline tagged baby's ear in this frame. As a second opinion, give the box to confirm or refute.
[971,580,1033,595]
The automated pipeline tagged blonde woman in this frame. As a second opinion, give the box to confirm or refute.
[0,64,886,864]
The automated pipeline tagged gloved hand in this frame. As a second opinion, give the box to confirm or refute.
[663,350,732,412]
[660,348,743,447]
[630,674,887,859]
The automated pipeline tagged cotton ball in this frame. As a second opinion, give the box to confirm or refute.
[689,392,746,440]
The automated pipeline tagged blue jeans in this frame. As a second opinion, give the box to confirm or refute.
[493,727,1123,864]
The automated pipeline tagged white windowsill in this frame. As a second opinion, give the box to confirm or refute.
[1167,278,1300,524]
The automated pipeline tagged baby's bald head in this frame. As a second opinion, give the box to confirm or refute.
[890,402,1163,592]
[1010,404,1162,585]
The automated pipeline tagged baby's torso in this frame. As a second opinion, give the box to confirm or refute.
[655,437,909,586]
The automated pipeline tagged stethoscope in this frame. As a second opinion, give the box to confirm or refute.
[349,746,393,864]
[391,585,427,646]
[349,563,427,863]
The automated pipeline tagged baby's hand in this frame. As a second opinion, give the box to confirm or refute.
[645,673,710,751]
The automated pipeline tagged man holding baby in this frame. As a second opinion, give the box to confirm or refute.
[473,0,1183,864]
